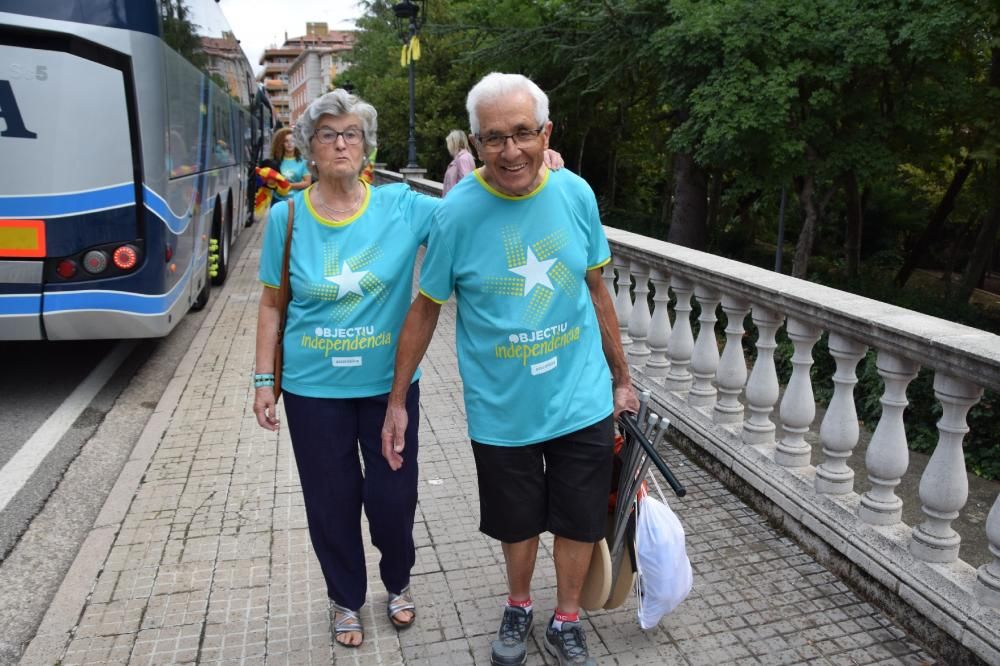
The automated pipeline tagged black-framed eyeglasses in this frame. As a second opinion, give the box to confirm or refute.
[313,128,364,145]
[476,126,545,152]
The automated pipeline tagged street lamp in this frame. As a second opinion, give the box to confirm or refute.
[393,0,423,169]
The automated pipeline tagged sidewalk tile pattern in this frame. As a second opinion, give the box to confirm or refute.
[48,221,937,665]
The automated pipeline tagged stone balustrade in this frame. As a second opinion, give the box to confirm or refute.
[605,226,1000,662]
[375,168,1000,661]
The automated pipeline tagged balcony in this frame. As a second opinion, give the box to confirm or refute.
[376,167,1000,663]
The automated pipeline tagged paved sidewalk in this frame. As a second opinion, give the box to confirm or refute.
[21,220,938,665]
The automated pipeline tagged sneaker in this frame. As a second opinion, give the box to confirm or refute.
[490,605,533,666]
[544,617,596,665]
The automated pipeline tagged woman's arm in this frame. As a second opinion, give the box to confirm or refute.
[253,286,282,431]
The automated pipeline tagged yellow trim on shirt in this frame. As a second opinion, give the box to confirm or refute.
[418,288,447,304]
[587,256,612,271]
[304,181,371,227]
[473,167,549,201]
[261,281,279,289]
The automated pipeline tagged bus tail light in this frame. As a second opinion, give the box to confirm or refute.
[56,259,78,279]
[113,245,140,271]
[82,250,109,274]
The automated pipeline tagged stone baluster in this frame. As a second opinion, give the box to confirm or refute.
[663,275,694,392]
[774,318,822,467]
[910,374,983,563]
[601,261,616,302]
[644,268,671,378]
[859,353,920,525]
[688,285,721,408]
[975,494,1000,607]
[741,305,783,446]
[627,260,651,368]
[713,295,750,425]
[815,333,868,494]
[613,255,632,349]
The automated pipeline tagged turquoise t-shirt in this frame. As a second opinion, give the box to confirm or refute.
[260,182,438,398]
[419,168,614,446]
[275,157,310,201]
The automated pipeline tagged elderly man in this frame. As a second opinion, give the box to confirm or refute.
[382,72,638,666]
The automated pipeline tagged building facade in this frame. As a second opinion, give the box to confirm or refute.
[257,23,354,127]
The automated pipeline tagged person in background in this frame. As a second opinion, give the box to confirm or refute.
[442,129,476,196]
[270,127,312,200]
[381,72,638,666]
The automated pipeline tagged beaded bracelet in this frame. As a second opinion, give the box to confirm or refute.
[253,372,275,389]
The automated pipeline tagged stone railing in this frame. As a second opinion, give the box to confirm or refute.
[605,226,1000,663]
[379,167,1000,660]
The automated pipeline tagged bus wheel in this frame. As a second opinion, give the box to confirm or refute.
[191,251,211,311]
[211,206,231,285]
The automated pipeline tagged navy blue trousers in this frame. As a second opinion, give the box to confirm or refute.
[283,382,419,610]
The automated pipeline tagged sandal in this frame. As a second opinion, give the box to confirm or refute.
[331,602,364,648]
[387,585,416,630]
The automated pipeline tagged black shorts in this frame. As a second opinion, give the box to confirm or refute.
[472,415,614,544]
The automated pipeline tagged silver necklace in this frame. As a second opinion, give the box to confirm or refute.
[314,185,362,215]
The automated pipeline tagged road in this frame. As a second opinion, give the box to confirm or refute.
[0,228,253,664]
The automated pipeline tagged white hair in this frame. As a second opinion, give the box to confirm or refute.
[465,73,549,135]
[293,89,378,173]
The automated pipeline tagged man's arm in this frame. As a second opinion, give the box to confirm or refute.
[586,267,640,419]
[381,293,443,470]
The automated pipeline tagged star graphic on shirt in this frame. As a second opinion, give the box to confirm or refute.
[325,262,368,301]
[508,247,557,296]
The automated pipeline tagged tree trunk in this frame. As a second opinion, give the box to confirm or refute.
[791,174,819,278]
[659,153,674,240]
[955,164,1000,304]
[844,170,863,279]
[667,152,708,249]
[894,157,974,287]
[707,170,723,233]
[575,125,589,176]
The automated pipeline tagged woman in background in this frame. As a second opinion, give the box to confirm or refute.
[442,129,475,196]
[270,127,312,200]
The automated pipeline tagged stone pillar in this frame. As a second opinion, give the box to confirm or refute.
[815,333,868,494]
[713,295,750,425]
[774,318,822,467]
[627,260,651,369]
[742,305,782,447]
[859,353,919,525]
[910,373,983,563]
[688,285,721,408]
[601,262,616,302]
[976,494,1000,607]
[399,166,427,183]
[613,255,632,349]
[663,275,694,393]
[645,268,671,379]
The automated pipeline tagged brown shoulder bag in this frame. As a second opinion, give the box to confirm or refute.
[273,198,294,400]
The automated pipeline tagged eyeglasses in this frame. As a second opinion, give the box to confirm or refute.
[476,126,545,152]
[312,128,364,145]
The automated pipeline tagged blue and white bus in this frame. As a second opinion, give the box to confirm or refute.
[0,0,271,340]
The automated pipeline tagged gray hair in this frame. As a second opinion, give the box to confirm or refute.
[293,89,378,174]
[445,129,469,156]
[465,73,549,135]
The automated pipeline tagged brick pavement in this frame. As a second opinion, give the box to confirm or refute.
[22,220,938,665]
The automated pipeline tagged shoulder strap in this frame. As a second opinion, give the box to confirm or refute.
[276,199,294,336]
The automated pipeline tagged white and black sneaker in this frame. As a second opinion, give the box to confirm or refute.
[544,616,596,665]
[490,605,533,665]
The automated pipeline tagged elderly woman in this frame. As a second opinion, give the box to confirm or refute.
[253,89,435,648]
[442,129,476,196]
[270,127,312,200]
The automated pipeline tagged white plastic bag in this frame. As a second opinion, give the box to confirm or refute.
[635,494,692,629]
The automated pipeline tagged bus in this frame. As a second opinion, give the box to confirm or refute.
[0,0,271,340]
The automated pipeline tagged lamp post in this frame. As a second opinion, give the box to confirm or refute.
[393,0,422,170]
